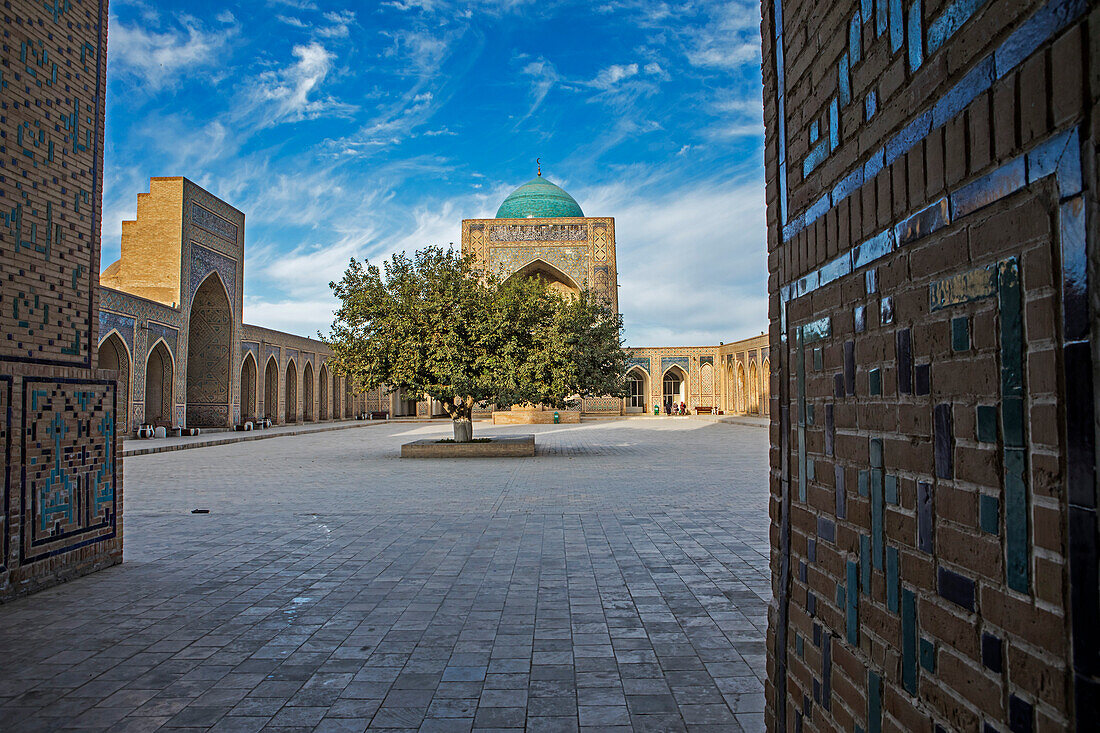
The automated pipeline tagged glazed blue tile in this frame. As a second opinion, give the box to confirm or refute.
[868,670,882,733]
[850,13,863,63]
[888,0,904,51]
[837,583,846,607]
[937,566,974,611]
[804,316,832,343]
[835,373,845,397]
[902,589,917,693]
[980,495,999,534]
[860,534,872,594]
[875,0,888,36]
[885,111,931,166]
[907,0,924,71]
[880,296,894,325]
[951,156,1025,219]
[866,268,878,294]
[931,55,994,128]
[928,0,987,54]
[897,329,912,394]
[829,97,840,151]
[836,464,847,519]
[799,560,807,583]
[920,638,936,672]
[981,632,1002,673]
[865,89,877,121]
[810,120,820,144]
[804,138,830,176]
[994,0,1088,79]
[885,474,899,505]
[855,305,866,333]
[833,167,865,202]
[859,470,870,497]
[1009,696,1034,732]
[826,403,835,456]
[934,403,953,479]
[813,678,820,704]
[863,146,885,180]
[870,438,884,468]
[818,516,836,544]
[854,230,893,269]
[814,347,823,371]
[1060,197,1088,341]
[915,363,930,395]
[796,632,804,657]
[1002,396,1024,447]
[809,538,818,562]
[998,258,1023,396]
[808,592,817,616]
[807,459,816,481]
[929,263,997,310]
[847,560,859,645]
[822,631,832,711]
[951,316,970,351]
[976,404,998,443]
[1064,342,1097,508]
[1055,137,1083,197]
[886,546,900,613]
[861,0,873,22]
[1026,128,1073,183]
[1005,447,1029,593]
[839,54,851,106]
[918,482,934,553]
[808,403,816,426]
[871,469,884,568]
[869,368,882,396]
[896,198,949,247]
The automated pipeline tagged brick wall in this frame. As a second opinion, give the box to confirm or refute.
[0,2,120,600]
[760,0,1097,729]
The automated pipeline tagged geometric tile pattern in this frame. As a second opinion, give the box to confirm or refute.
[19,378,117,564]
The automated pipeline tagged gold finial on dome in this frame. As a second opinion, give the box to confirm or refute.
[537,158,541,177]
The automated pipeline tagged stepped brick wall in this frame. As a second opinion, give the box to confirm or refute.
[760,0,1098,729]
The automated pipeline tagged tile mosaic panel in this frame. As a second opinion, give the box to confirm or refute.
[190,201,238,243]
[20,378,117,564]
[189,244,237,306]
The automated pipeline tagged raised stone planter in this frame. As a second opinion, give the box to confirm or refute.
[401,434,535,458]
[492,409,580,425]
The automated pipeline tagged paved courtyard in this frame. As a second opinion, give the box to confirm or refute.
[0,419,770,732]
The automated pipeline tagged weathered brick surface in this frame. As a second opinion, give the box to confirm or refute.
[0,1,121,600]
[760,0,1098,728]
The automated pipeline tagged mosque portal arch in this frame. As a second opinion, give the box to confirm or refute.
[145,339,174,426]
[186,273,233,428]
[264,356,279,420]
[303,361,315,422]
[319,363,330,420]
[508,259,581,298]
[98,331,131,434]
[240,352,257,422]
[662,365,687,410]
[625,367,649,413]
[285,360,298,424]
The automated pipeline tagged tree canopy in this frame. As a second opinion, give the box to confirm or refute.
[323,246,627,435]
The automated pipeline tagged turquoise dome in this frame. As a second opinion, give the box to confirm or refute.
[495,177,584,219]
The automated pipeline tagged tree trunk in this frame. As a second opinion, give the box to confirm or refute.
[453,418,473,442]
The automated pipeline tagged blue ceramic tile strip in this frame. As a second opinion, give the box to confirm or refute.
[836,464,847,519]
[865,90,877,120]
[995,0,1087,78]
[951,316,970,351]
[860,534,872,594]
[886,474,899,504]
[929,263,997,311]
[902,589,918,693]
[840,54,851,106]
[918,482,933,553]
[920,638,936,672]
[934,404,954,479]
[798,327,807,503]
[822,632,832,711]
[998,257,1028,594]
[868,670,882,733]
[937,566,975,610]
[908,0,924,71]
[896,329,912,394]
[847,560,860,644]
[980,495,999,534]
[872,469,884,568]
[850,14,863,63]
[889,0,904,51]
[928,0,987,54]
[876,0,889,36]
[976,405,998,442]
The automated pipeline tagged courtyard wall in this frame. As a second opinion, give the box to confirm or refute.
[760,0,1098,729]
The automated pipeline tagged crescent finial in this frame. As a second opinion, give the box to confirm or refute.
[537,158,541,177]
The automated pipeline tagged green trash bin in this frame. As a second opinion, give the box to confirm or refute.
[553,411,560,424]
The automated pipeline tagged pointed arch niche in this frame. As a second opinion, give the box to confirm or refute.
[186,273,233,427]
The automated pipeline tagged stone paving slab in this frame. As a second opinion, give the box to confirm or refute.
[0,420,770,732]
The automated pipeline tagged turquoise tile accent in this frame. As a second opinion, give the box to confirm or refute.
[850,14,862,63]
[495,177,584,218]
[860,535,872,594]
[847,561,859,645]
[839,52,851,105]
[902,590,918,693]
[1005,448,1029,592]
[951,316,970,351]
[888,0,904,51]
[1002,396,1025,448]
[807,459,816,481]
[796,632,804,657]
[859,470,870,497]
[798,329,807,502]
[976,405,998,442]
[886,547,900,613]
[920,638,936,672]
[870,438,883,468]
[868,670,882,733]
[807,404,816,426]
[908,0,924,71]
[814,347,823,371]
[998,259,1024,396]
[871,469,884,568]
[980,494,1000,534]
[929,263,997,310]
[885,474,898,504]
[803,316,832,343]
[810,120,820,144]
[869,368,882,395]
[837,583,846,607]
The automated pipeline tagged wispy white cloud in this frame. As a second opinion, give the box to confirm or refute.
[109,14,236,90]
[685,2,761,68]
[319,10,356,37]
[247,42,357,125]
[591,63,639,89]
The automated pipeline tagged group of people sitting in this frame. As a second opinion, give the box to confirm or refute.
[664,399,688,416]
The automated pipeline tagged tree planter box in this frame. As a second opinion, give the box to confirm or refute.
[401,435,535,458]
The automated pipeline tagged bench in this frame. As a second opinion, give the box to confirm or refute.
[369,411,389,420]
[695,406,714,415]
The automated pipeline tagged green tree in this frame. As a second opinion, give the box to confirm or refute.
[323,246,627,441]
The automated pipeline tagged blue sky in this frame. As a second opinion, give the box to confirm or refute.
[102,0,767,346]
